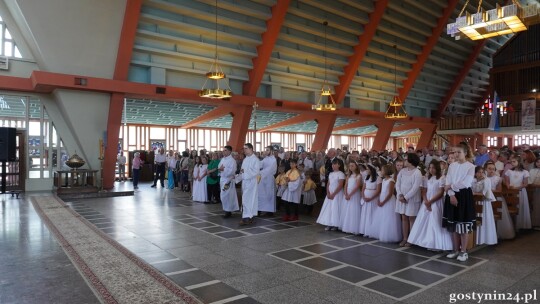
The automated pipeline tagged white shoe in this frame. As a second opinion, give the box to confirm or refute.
[457,252,469,262]
[446,251,459,259]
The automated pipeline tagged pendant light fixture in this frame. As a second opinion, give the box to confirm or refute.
[312,21,337,111]
[384,45,407,119]
[199,0,233,99]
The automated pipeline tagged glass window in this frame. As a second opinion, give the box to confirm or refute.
[0,20,22,58]
[150,127,165,139]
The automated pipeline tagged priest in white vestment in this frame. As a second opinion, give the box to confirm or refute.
[258,146,277,215]
[218,145,239,218]
[238,143,261,225]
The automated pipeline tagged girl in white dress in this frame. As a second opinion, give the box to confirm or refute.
[443,143,475,262]
[485,161,515,239]
[395,153,423,247]
[317,159,346,231]
[192,156,208,202]
[408,160,453,250]
[505,155,531,230]
[341,162,363,235]
[528,158,540,227]
[472,166,498,245]
[373,164,402,242]
[359,163,382,237]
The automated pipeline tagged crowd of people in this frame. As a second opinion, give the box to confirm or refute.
[119,142,540,262]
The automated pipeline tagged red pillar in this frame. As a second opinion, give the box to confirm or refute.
[311,115,337,151]
[228,106,252,152]
[103,0,142,189]
[103,93,124,188]
[416,124,437,149]
[372,121,395,151]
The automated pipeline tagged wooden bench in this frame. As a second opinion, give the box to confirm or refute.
[501,188,520,216]
[473,194,484,227]
[492,200,502,220]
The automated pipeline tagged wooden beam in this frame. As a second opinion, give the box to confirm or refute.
[435,41,487,118]
[242,0,290,96]
[333,0,388,104]
[399,0,459,103]
[0,71,435,123]
[181,106,236,129]
[258,113,318,132]
[104,0,143,190]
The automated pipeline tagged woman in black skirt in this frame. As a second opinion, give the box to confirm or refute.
[443,142,476,262]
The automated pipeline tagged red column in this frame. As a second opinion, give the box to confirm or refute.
[103,93,124,188]
[228,106,252,152]
[372,121,395,151]
[103,0,142,189]
[311,115,337,151]
[416,124,437,149]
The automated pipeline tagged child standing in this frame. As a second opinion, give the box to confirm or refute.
[472,166,497,245]
[505,155,531,230]
[341,162,363,235]
[485,161,514,239]
[275,165,287,211]
[282,159,302,221]
[395,153,423,247]
[443,142,475,262]
[528,158,540,227]
[408,160,452,250]
[317,159,346,231]
[373,164,402,243]
[359,163,382,237]
[193,156,208,203]
[302,169,317,215]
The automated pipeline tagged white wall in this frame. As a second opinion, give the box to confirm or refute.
[2,0,127,189]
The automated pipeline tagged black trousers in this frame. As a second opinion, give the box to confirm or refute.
[284,200,299,216]
[153,163,165,186]
[207,183,221,203]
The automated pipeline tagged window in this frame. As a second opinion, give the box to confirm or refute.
[0,16,22,58]
[514,134,540,146]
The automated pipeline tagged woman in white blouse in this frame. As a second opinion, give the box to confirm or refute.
[443,142,476,262]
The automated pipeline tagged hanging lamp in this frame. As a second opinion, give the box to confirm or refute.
[199,0,233,99]
[384,45,407,119]
[312,21,337,111]
[447,0,538,41]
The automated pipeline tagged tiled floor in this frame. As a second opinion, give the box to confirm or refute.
[2,181,540,304]
[269,236,487,300]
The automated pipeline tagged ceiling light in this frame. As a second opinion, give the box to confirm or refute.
[312,21,337,112]
[447,1,539,40]
[199,0,233,99]
[384,45,407,119]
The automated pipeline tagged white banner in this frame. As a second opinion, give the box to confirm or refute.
[522,99,536,131]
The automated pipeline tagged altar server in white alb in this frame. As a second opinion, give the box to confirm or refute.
[238,143,261,225]
[258,146,277,216]
[218,145,239,218]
